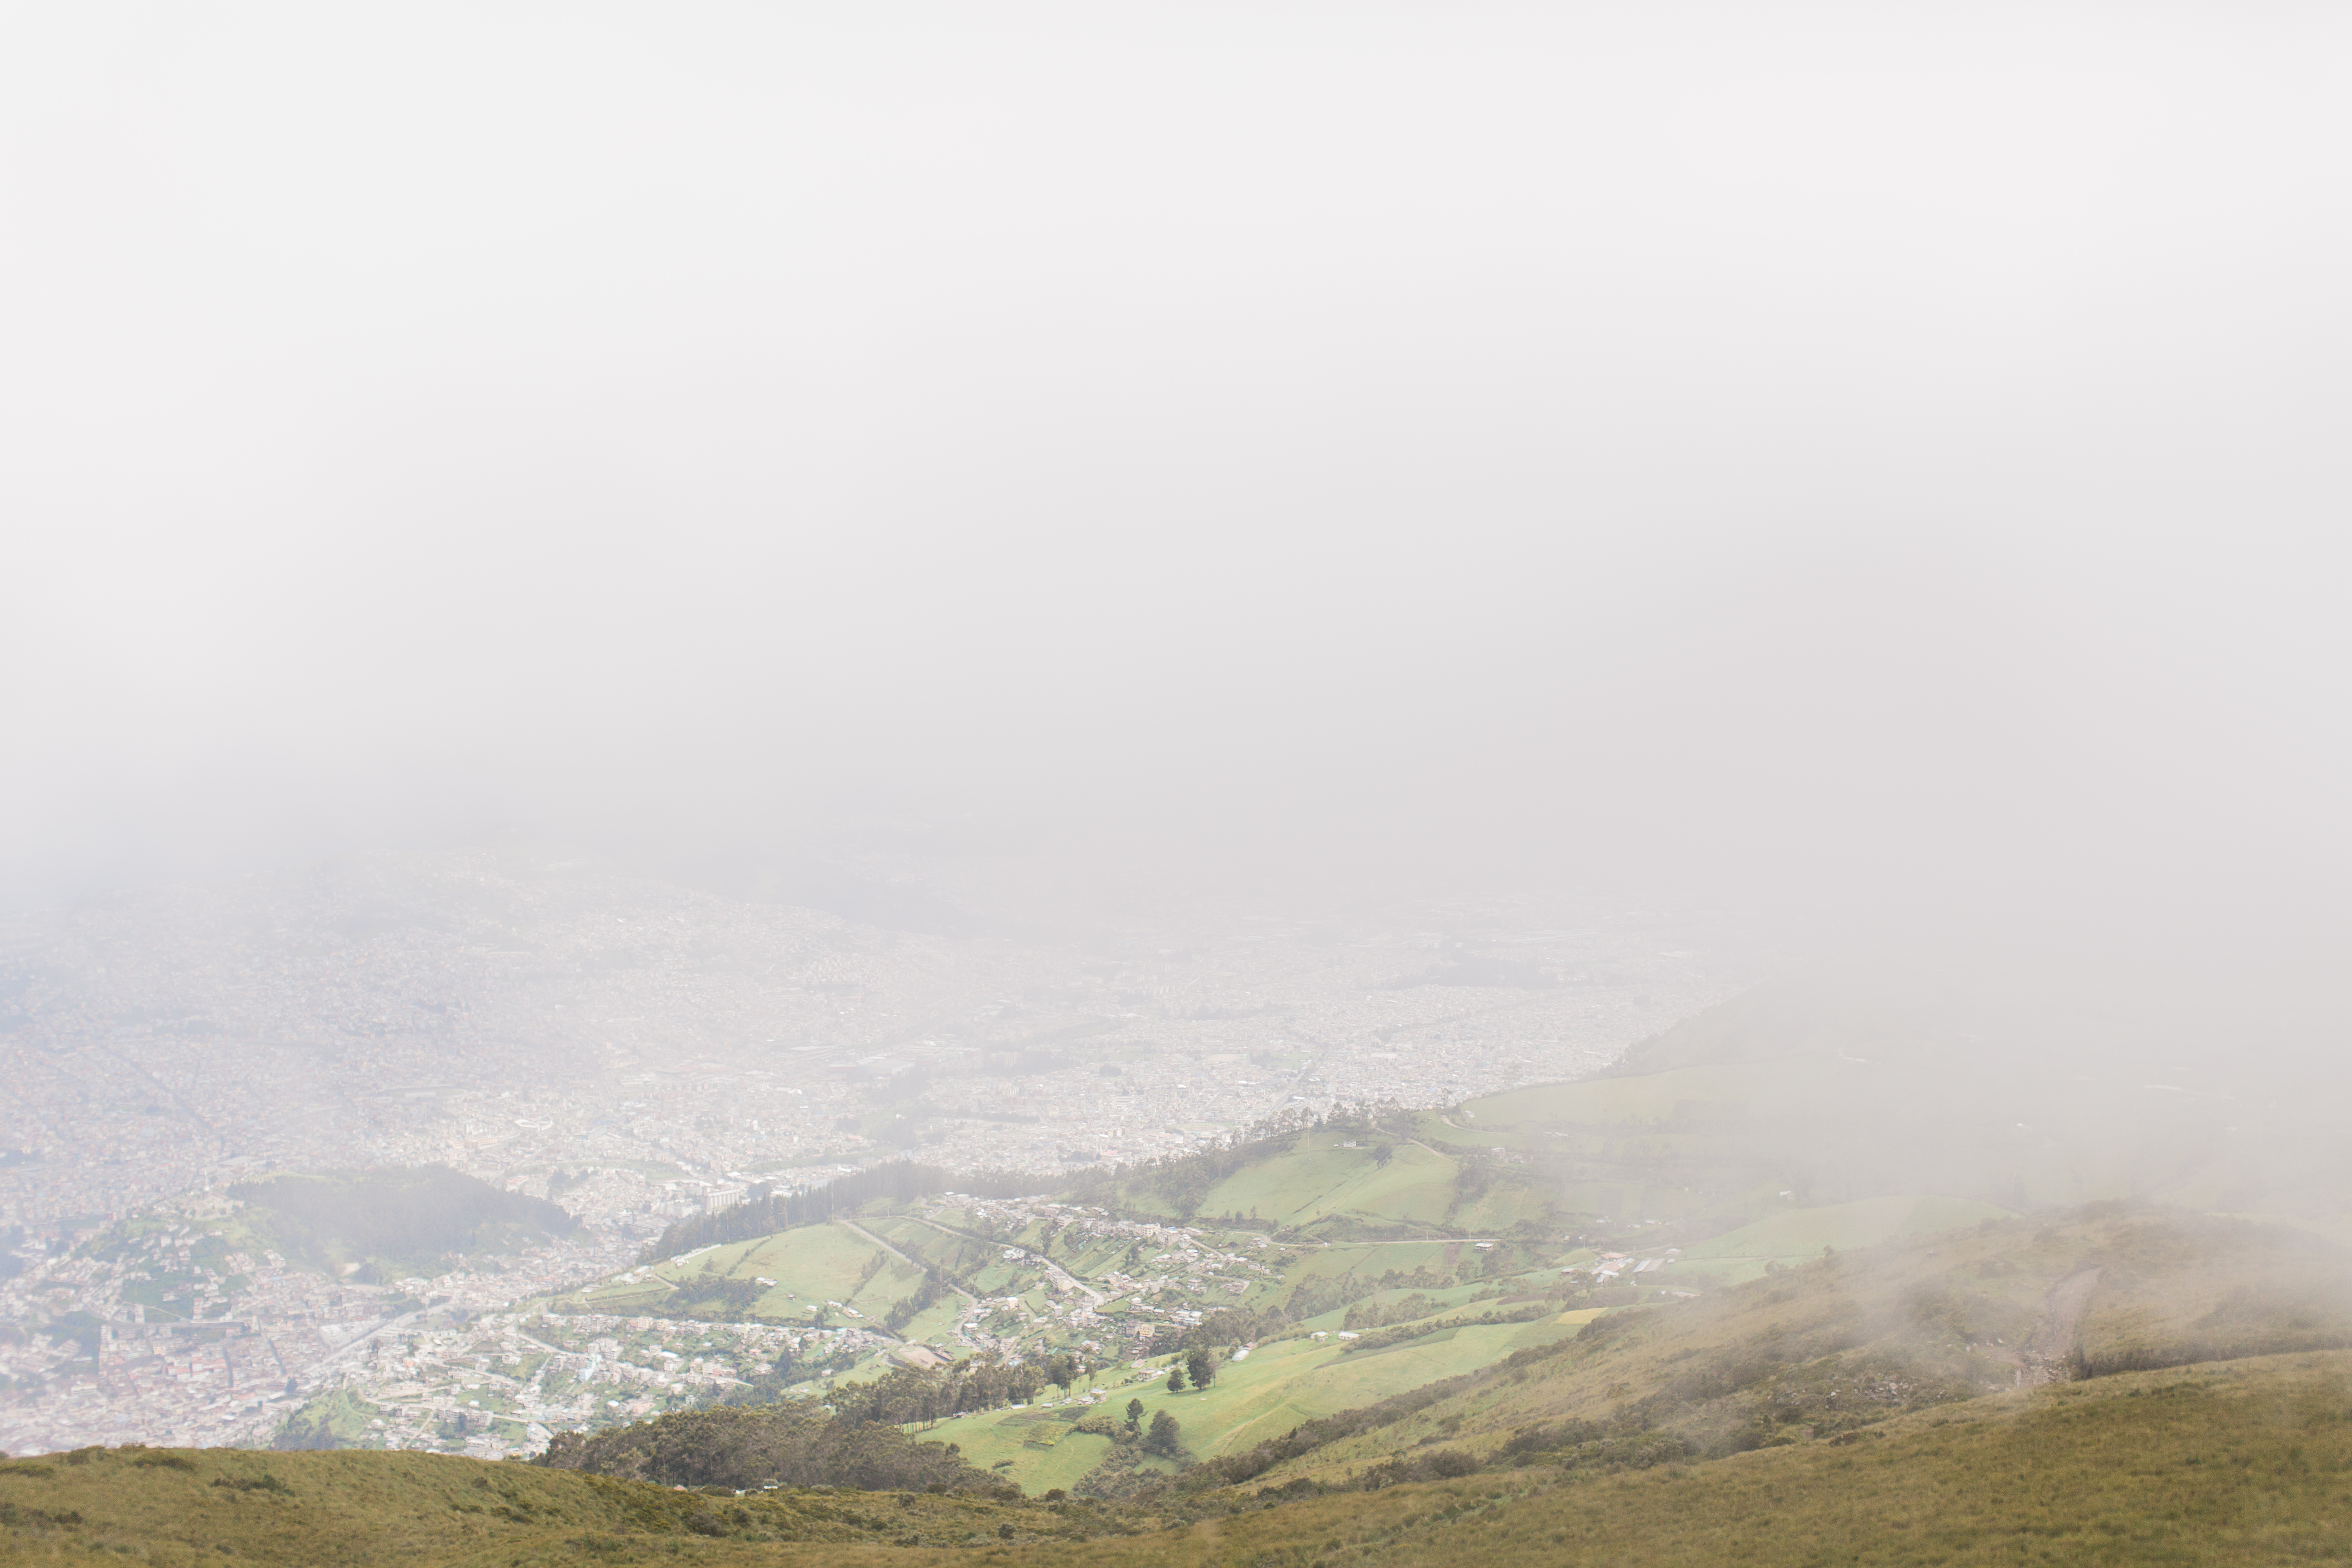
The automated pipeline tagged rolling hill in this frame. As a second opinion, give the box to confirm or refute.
[40,964,2341,1563]
[451,970,2352,1498]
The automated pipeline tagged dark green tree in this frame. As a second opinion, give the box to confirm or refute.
[1124,1397,1145,1434]
[1185,1347,1216,1389]
[1165,1363,1186,1394]
[535,1404,992,1491]
[1144,1408,1185,1457]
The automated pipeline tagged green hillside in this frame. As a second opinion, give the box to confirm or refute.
[489,972,2352,1490]
[1192,1203,2352,1492]
[1154,1350,2352,1568]
[619,1187,2352,1501]
[64,969,2341,1566]
[915,1306,1583,1489]
[579,1219,926,1325]
[20,1107,2352,1564]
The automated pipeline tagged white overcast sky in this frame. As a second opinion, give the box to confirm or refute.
[4,2,2349,944]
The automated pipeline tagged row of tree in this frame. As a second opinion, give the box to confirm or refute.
[1163,1347,1218,1392]
[825,1350,1095,1428]
[880,1271,950,1335]
[1115,1397,1185,1455]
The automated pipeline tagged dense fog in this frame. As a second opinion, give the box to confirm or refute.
[3,4,2349,1127]
[6,3,2347,947]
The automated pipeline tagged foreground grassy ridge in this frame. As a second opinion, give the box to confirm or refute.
[1162,1352,2352,1568]
[8,1354,2352,1565]
[0,1446,1062,1566]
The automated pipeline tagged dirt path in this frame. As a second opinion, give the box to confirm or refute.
[2018,1267,2102,1386]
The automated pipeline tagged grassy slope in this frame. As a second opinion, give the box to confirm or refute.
[497,976,2352,1507]
[11,1353,2352,1565]
[1249,1204,2352,1489]
[1124,1351,2352,1568]
[915,1311,1582,1490]
[1197,1143,1459,1231]
[1277,1241,1466,1296]
[528,1049,2352,1492]
[578,1220,920,1323]
[0,1445,1052,1567]
[913,1200,2352,1497]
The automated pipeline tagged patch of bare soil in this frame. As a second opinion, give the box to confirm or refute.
[2017,1267,2101,1386]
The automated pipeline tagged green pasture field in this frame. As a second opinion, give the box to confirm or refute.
[1216,1143,1460,1230]
[574,1220,927,1323]
[911,1312,1580,1492]
[1322,1263,1573,1323]
[906,1407,1138,1494]
[861,1213,998,1275]
[890,1296,968,1346]
[1280,1240,1471,1293]
[1196,1319,1578,1461]
[1196,1141,1468,1230]
[700,1222,887,1303]
[1445,1183,1558,1236]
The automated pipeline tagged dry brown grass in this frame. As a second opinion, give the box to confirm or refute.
[8,1351,2352,1565]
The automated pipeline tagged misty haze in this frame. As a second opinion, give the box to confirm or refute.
[3,5,2350,1564]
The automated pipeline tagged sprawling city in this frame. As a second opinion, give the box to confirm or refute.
[0,848,1740,1458]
